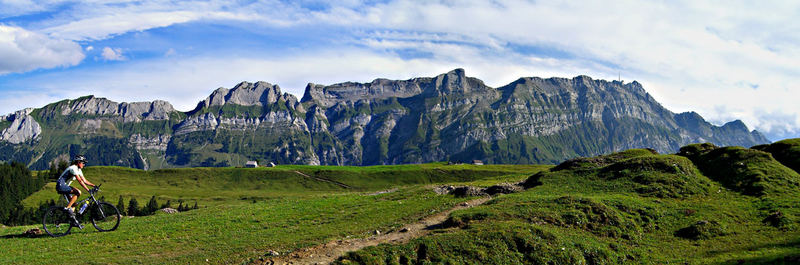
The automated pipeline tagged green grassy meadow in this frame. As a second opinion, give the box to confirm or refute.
[4,140,800,264]
[3,163,548,264]
[22,163,538,208]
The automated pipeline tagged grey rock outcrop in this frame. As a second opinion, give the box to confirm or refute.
[195,81,299,109]
[129,134,171,151]
[159,208,179,214]
[177,81,306,134]
[62,96,177,122]
[175,113,219,134]
[1,108,42,144]
[301,68,489,108]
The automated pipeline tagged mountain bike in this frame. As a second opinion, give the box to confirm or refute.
[42,184,121,237]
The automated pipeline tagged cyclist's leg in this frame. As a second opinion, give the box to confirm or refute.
[65,188,84,228]
[66,188,81,208]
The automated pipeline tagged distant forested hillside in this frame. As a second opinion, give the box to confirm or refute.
[0,162,45,225]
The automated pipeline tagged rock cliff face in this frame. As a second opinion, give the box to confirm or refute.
[0,108,42,144]
[0,69,770,169]
[59,96,176,122]
[292,69,768,165]
[196,81,294,108]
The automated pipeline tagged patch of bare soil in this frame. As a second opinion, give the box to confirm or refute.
[251,197,491,265]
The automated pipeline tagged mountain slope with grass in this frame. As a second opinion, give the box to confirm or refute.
[335,141,800,264]
[0,70,768,169]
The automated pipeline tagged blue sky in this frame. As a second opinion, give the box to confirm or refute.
[0,0,798,141]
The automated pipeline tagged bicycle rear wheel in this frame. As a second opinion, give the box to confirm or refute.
[43,206,72,237]
[90,202,120,232]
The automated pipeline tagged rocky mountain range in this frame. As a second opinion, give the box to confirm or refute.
[0,69,769,170]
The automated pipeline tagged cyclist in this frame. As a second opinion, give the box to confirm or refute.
[56,155,97,228]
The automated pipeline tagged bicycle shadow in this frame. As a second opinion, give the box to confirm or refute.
[1,232,48,239]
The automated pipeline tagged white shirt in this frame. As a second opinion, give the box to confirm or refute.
[62,165,83,186]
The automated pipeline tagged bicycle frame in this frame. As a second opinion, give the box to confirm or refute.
[62,188,106,218]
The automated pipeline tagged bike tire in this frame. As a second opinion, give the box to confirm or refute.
[90,202,121,232]
[43,206,72,237]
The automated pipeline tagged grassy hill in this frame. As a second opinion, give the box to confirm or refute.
[753,138,800,175]
[336,144,800,264]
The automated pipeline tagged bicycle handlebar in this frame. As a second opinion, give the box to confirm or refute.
[90,184,101,194]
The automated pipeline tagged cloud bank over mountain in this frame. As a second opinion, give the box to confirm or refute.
[0,0,797,140]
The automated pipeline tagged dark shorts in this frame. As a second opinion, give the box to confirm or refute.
[56,182,74,194]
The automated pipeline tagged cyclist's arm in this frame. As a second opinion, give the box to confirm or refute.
[77,175,96,191]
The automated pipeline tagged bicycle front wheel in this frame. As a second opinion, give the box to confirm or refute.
[90,202,121,232]
[43,206,72,237]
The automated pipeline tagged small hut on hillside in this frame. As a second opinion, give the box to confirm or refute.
[245,161,259,168]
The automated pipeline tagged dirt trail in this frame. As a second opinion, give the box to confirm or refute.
[252,196,491,265]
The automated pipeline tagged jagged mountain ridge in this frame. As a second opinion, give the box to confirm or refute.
[0,69,769,169]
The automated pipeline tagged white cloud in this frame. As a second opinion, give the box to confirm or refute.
[331,1,800,140]
[0,47,537,114]
[2,1,799,140]
[0,24,84,74]
[45,11,203,41]
[35,1,299,41]
[85,46,93,51]
[0,0,58,17]
[0,87,68,117]
[101,46,125,61]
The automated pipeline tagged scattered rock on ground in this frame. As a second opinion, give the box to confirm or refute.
[266,250,280,256]
[160,208,179,214]
[436,183,527,197]
[366,188,398,196]
[400,228,410,233]
[24,228,42,237]
[434,185,455,195]
[452,186,488,197]
[485,183,523,195]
